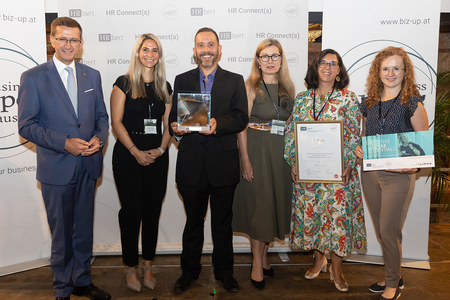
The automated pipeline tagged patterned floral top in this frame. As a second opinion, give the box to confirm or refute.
[284,89,367,256]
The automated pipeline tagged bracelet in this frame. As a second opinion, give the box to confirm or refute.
[157,147,165,155]
[128,144,135,151]
[416,168,421,173]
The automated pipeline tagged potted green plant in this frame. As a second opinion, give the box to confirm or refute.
[430,70,450,221]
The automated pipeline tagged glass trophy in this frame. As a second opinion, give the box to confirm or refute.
[177,93,211,131]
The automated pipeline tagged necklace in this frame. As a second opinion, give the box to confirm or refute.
[313,87,334,121]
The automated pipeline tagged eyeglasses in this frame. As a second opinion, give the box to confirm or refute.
[380,67,404,75]
[53,36,82,45]
[259,54,280,62]
[318,60,339,69]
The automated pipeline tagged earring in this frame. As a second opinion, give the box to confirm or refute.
[258,65,261,69]
[335,75,340,82]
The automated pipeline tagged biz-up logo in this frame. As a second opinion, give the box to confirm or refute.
[285,3,300,18]
[191,8,203,16]
[0,38,39,158]
[99,34,111,42]
[69,9,82,18]
[300,127,307,131]
[164,5,178,19]
[165,54,178,68]
[286,52,299,67]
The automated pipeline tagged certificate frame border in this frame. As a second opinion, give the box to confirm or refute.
[294,120,344,183]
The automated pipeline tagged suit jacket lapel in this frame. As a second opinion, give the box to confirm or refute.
[210,66,224,116]
[191,68,201,91]
[45,59,77,118]
[75,62,85,120]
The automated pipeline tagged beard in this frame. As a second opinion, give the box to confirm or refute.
[196,51,218,68]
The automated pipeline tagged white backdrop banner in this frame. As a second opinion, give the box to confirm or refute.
[323,0,441,261]
[56,0,309,253]
[0,0,50,272]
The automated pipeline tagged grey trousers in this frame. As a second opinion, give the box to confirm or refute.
[361,170,415,288]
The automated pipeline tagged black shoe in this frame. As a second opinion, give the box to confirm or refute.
[379,287,401,300]
[369,277,404,293]
[216,276,239,293]
[72,284,111,300]
[263,267,274,277]
[174,275,197,292]
[251,278,265,290]
[56,298,70,300]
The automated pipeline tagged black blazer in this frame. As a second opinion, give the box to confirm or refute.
[169,66,248,187]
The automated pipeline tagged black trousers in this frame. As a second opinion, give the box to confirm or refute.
[177,166,236,279]
[113,140,169,267]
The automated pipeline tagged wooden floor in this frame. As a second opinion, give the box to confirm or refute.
[1,223,450,299]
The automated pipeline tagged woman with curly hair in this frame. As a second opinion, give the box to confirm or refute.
[284,49,367,292]
[233,39,295,290]
[356,46,428,300]
[111,33,172,292]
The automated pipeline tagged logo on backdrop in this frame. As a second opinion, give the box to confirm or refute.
[285,3,300,18]
[165,54,178,68]
[191,7,216,16]
[99,34,124,42]
[0,38,38,158]
[219,32,244,40]
[286,52,299,67]
[153,33,179,42]
[163,5,178,19]
[69,9,94,17]
[106,57,130,65]
[227,56,253,63]
[255,32,300,40]
[227,7,272,15]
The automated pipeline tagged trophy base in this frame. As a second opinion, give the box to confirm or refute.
[177,125,210,132]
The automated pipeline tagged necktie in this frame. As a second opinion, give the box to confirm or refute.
[65,66,78,117]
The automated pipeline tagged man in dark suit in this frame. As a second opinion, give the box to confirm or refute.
[17,17,110,300]
[169,27,248,293]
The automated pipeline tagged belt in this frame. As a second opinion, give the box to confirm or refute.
[248,122,272,131]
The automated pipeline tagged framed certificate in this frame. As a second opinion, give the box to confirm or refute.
[294,120,344,183]
[177,93,211,131]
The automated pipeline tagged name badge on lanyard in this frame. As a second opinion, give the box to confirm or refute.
[144,104,157,134]
[270,119,285,135]
[144,119,157,134]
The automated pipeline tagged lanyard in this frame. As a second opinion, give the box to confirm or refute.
[378,91,400,134]
[262,79,280,119]
[313,88,334,121]
[148,104,153,119]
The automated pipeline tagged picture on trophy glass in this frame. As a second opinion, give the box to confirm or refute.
[177,93,211,131]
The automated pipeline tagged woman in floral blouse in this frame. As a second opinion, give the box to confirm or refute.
[284,49,367,292]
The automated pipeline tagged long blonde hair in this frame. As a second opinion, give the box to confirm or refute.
[247,39,295,101]
[126,33,170,103]
[365,46,419,108]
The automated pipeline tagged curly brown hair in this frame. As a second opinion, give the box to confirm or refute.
[365,46,419,108]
